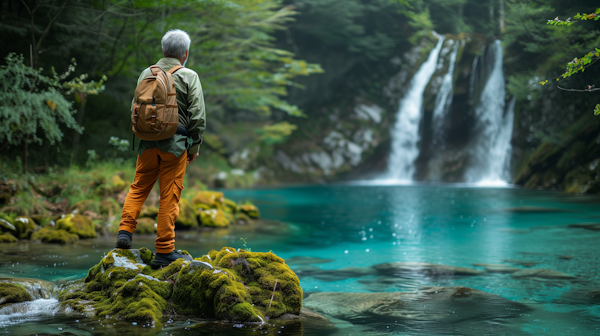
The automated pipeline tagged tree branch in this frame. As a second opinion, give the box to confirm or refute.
[557,86,600,92]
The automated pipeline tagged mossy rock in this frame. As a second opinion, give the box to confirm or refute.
[111,175,127,192]
[14,216,38,240]
[71,247,301,327]
[192,191,224,209]
[0,283,32,307]
[0,232,18,243]
[69,200,99,214]
[136,218,157,234]
[174,247,302,321]
[198,209,230,227]
[56,214,97,239]
[0,213,16,234]
[31,228,79,244]
[223,199,238,214]
[139,206,159,219]
[175,199,198,230]
[239,204,260,220]
[235,212,253,225]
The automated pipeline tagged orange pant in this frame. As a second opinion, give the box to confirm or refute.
[119,148,186,253]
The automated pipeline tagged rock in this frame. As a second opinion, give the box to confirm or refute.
[198,208,230,227]
[60,247,301,327]
[511,268,576,280]
[373,262,483,276]
[502,259,540,267]
[484,266,522,273]
[68,200,99,214]
[561,287,600,304]
[0,232,18,243]
[234,212,253,225]
[303,287,530,324]
[135,217,157,234]
[0,278,55,299]
[293,265,375,281]
[239,204,260,219]
[471,263,509,267]
[175,198,198,230]
[56,214,97,239]
[14,216,37,239]
[31,228,79,244]
[99,198,120,216]
[287,256,334,265]
[558,255,574,260]
[192,191,225,209]
[503,206,575,213]
[0,213,16,233]
[568,223,600,231]
[223,198,238,214]
[0,283,32,307]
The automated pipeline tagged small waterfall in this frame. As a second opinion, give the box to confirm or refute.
[386,36,444,181]
[432,40,460,146]
[467,40,514,185]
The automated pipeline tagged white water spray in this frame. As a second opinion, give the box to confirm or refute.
[386,36,444,181]
[467,40,514,185]
[433,40,460,130]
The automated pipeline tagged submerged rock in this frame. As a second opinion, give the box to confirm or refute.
[502,259,541,267]
[568,223,600,231]
[61,246,301,327]
[503,206,575,213]
[373,262,483,277]
[287,256,334,265]
[303,287,530,324]
[511,268,576,280]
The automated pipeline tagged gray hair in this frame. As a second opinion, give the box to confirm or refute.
[161,29,191,59]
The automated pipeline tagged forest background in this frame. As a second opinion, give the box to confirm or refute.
[0,0,599,199]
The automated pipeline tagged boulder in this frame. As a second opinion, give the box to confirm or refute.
[0,283,32,307]
[223,198,238,214]
[0,232,18,243]
[199,208,230,227]
[56,214,97,239]
[139,206,159,219]
[303,287,530,324]
[175,198,198,230]
[14,216,37,239]
[60,247,302,327]
[192,191,225,209]
[568,223,600,231]
[502,259,541,267]
[239,204,260,219]
[31,228,79,244]
[0,213,16,234]
[372,262,483,277]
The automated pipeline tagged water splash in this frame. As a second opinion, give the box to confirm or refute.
[386,35,444,182]
[0,298,60,327]
[467,40,514,185]
[432,40,460,135]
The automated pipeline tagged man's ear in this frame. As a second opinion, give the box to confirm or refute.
[185,50,189,61]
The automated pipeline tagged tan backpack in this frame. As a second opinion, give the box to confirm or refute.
[131,65,183,141]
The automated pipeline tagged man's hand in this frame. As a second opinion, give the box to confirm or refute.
[187,153,199,165]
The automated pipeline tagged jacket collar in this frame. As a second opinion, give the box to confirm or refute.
[156,57,182,70]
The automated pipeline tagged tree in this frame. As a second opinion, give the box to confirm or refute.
[0,54,104,172]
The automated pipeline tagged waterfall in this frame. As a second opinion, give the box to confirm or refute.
[467,40,514,185]
[386,36,444,181]
[432,40,460,146]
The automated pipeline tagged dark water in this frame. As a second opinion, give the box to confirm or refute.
[1,184,600,335]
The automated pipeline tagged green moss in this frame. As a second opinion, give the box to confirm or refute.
[175,198,198,230]
[13,216,37,239]
[192,191,225,209]
[69,199,100,214]
[0,213,16,234]
[135,218,156,234]
[31,228,79,244]
[0,232,18,243]
[0,283,32,306]
[235,212,253,225]
[239,204,260,219]
[173,247,302,321]
[223,199,238,214]
[56,214,97,239]
[198,209,230,227]
[99,198,120,216]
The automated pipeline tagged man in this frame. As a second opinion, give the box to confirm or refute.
[115,29,205,267]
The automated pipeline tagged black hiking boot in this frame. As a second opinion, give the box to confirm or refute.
[152,250,193,268]
[115,230,132,249]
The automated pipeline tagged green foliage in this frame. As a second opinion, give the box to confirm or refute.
[0,54,81,147]
[255,121,297,145]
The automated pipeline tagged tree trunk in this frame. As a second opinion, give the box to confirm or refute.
[499,0,505,33]
[71,93,87,160]
[24,134,29,174]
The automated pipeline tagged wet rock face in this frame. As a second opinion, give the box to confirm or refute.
[303,287,531,325]
[0,283,32,307]
[61,247,302,327]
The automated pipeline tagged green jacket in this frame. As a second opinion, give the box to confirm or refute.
[134,58,206,157]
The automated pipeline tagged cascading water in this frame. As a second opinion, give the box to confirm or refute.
[466,40,514,185]
[432,40,460,137]
[386,36,444,181]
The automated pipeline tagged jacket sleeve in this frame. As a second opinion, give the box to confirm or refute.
[185,72,206,155]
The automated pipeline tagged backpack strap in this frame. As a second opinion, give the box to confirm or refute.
[168,65,183,74]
